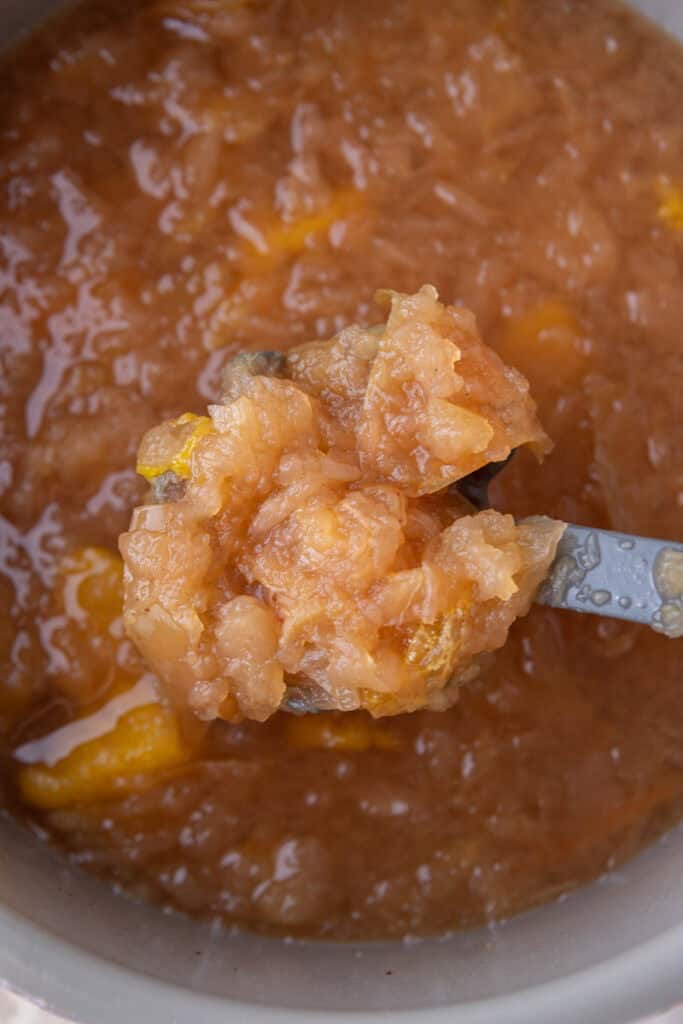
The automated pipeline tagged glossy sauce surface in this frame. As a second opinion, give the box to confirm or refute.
[1,0,683,938]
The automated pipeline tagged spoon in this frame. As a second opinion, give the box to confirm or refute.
[220,352,683,713]
[456,454,683,636]
[280,456,683,714]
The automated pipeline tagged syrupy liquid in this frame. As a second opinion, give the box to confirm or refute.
[1,0,683,938]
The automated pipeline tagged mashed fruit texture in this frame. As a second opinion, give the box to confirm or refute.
[120,286,562,722]
[3,0,683,942]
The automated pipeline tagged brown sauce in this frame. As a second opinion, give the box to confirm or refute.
[1,0,683,939]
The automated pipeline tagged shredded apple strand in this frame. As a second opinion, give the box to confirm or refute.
[119,286,564,722]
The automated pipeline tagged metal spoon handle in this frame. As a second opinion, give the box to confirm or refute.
[537,524,683,637]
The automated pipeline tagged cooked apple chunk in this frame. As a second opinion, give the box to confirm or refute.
[120,286,563,721]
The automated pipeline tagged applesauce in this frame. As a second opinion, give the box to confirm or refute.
[120,285,562,722]
[1,0,683,938]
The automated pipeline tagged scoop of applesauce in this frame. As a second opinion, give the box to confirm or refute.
[119,286,564,722]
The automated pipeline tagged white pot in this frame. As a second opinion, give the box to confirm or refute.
[1,3,682,1022]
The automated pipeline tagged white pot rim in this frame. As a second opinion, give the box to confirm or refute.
[2,900,682,1024]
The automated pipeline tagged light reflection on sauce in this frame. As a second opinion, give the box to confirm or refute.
[13,674,158,768]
